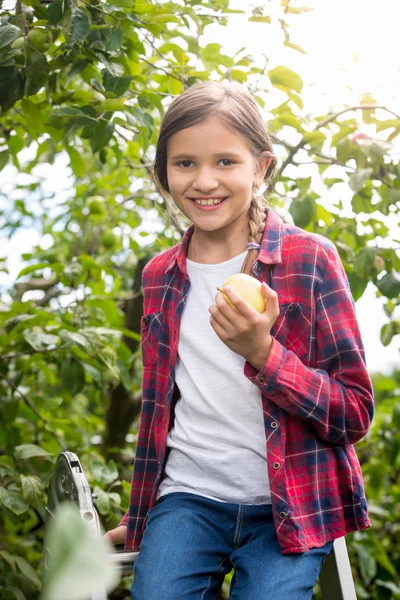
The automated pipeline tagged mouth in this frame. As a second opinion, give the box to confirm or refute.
[189,197,228,207]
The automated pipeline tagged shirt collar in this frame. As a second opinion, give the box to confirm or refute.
[165,207,283,274]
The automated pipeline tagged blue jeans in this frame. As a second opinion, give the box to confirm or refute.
[131,492,333,600]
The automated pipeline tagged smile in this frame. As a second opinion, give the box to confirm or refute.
[191,197,227,206]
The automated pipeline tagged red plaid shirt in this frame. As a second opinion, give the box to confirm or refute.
[120,208,373,554]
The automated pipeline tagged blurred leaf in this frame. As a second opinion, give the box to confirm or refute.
[60,358,85,395]
[289,196,314,228]
[23,328,59,350]
[20,475,43,509]
[0,487,29,515]
[90,122,115,153]
[14,444,51,460]
[348,168,373,193]
[376,272,400,298]
[70,7,91,43]
[268,66,303,93]
[41,503,118,600]
[0,24,21,50]
[25,51,48,97]
[14,556,41,589]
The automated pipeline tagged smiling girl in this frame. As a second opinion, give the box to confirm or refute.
[106,82,374,600]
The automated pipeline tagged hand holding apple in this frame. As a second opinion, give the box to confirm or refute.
[209,275,279,371]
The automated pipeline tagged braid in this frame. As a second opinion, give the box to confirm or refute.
[241,195,267,275]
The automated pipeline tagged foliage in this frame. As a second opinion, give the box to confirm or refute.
[0,0,399,597]
[41,503,118,600]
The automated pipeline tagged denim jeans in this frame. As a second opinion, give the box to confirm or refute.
[131,492,333,600]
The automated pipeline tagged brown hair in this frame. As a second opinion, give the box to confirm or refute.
[153,81,277,275]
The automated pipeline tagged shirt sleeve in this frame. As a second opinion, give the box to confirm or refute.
[117,512,128,527]
[244,242,374,445]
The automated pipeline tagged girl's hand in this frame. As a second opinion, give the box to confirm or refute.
[209,282,279,371]
[103,525,127,547]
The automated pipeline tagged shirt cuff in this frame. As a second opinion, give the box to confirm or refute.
[244,336,284,392]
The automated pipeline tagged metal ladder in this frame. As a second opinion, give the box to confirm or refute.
[44,452,357,600]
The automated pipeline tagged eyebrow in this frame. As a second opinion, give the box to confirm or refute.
[169,152,243,160]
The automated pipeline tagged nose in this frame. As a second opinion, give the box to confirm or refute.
[192,166,219,193]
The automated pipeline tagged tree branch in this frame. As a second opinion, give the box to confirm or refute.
[278,104,400,177]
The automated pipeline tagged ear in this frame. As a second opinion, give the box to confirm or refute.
[254,152,273,187]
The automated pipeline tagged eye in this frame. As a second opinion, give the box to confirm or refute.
[177,160,193,168]
[218,158,235,166]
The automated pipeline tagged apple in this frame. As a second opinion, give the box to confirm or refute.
[27,28,51,53]
[217,273,266,313]
[101,230,118,250]
[87,196,107,216]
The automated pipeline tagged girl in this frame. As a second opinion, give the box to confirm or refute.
[106,82,374,599]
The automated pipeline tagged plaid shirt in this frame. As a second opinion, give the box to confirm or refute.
[120,208,373,554]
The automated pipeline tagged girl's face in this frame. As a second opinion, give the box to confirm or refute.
[166,115,269,239]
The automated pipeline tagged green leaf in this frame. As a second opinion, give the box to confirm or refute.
[48,0,64,25]
[14,444,51,460]
[0,68,24,112]
[376,272,400,299]
[93,486,110,514]
[25,50,48,97]
[6,587,26,600]
[14,555,41,589]
[20,475,43,509]
[268,66,303,93]
[90,121,115,153]
[105,28,123,52]
[376,118,400,132]
[23,328,59,350]
[289,196,314,228]
[41,503,118,600]
[353,247,378,279]
[17,262,50,278]
[348,168,373,193]
[0,24,21,50]
[0,149,9,171]
[0,550,17,571]
[67,145,86,177]
[92,459,118,484]
[102,70,133,97]
[0,487,29,515]
[52,107,86,117]
[70,7,91,43]
[3,314,34,333]
[248,15,271,23]
[353,543,377,586]
[60,357,85,395]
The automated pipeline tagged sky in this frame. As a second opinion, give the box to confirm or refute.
[1,0,399,372]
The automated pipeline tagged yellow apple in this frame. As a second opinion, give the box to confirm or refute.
[217,273,266,313]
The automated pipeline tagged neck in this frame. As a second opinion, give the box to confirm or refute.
[188,228,249,264]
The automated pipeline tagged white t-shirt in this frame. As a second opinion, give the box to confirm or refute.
[157,251,271,505]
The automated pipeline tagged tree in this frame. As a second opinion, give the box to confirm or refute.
[0,0,399,597]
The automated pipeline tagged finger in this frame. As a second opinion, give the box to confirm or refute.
[209,313,229,341]
[209,303,234,334]
[220,286,260,319]
[261,282,279,318]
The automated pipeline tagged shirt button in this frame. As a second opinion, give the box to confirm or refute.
[279,511,288,519]
[273,462,280,470]
[258,377,266,384]
[288,303,295,312]
[271,421,278,429]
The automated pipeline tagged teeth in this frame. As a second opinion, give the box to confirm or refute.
[193,198,225,206]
